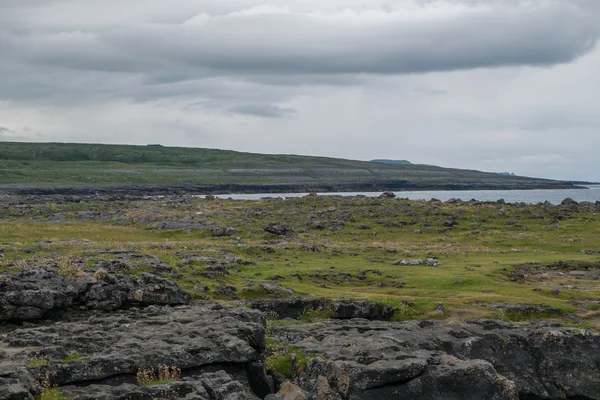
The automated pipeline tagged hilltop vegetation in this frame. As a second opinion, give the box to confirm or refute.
[0,142,578,192]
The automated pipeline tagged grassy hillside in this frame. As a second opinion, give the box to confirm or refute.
[0,141,577,190]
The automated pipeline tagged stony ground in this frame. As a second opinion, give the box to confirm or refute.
[1,193,600,399]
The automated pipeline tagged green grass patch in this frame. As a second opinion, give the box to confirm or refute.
[36,387,68,400]
[60,353,85,363]
[27,358,50,367]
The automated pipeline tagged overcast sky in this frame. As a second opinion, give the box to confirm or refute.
[1,0,599,181]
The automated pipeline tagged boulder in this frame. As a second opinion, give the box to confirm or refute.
[265,382,307,400]
[260,283,294,297]
[265,223,295,236]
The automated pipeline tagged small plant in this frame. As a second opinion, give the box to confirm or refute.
[299,304,335,320]
[12,259,29,270]
[264,339,314,380]
[56,257,78,277]
[60,353,85,363]
[37,374,67,400]
[136,365,181,386]
[264,350,295,380]
[28,357,50,367]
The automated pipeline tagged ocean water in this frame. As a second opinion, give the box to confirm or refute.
[207,185,600,205]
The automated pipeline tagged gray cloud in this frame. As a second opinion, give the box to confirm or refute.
[0,1,599,181]
[229,104,296,118]
[1,1,598,80]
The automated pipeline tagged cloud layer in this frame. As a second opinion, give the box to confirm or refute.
[1,0,599,180]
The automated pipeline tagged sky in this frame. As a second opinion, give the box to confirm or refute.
[1,0,599,181]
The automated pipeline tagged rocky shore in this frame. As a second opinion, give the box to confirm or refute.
[1,267,599,400]
[0,178,583,198]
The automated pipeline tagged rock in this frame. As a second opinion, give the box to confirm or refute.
[202,265,228,278]
[0,369,36,400]
[265,382,307,400]
[215,285,238,298]
[561,197,579,206]
[211,226,226,236]
[315,375,334,400]
[61,370,261,400]
[410,259,424,266]
[425,258,439,266]
[194,285,210,294]
[0,268,190,320]
[211,226,236,237]
[269,319,600,400]
[1,303,267,398]
[396,358,519,400]
[393,259,409,266]
[379,191,396,198]
[432,302,445,316]
[474,302,562,317]
[265,223,295,236]
[93,260,132,272]
[260,283,294,297]
[247,299,396,321]
[310,221,325,230]
[247,298,326,319]
[331,300,396,320]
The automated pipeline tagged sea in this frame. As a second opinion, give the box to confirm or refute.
[205,185,600,205]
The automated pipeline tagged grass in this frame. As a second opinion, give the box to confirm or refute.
[60,353,85,363]
[1,195,599,326]
[0,141,575,189]
[264,338,314,379]
[136,365,181,386]
[36,387,67,400]
[36,375,68,400]
[27,358,50,367]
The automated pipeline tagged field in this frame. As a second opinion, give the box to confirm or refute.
[1,194,599,327]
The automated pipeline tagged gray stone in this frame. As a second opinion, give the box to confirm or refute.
[270,319,600,400]
[0,268,190,320]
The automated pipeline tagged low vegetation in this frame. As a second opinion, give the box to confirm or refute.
[37,374,67,400]
[60,353,85,363]
[27,358,50,368]
[1,194,599,327]
[136,365,182,386]
[0,141,576,189]
[264,338,313,379]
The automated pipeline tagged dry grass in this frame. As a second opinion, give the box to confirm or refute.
[136,365,182,386]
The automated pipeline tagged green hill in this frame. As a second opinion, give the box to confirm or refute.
[0,142,579,192]
[370,159,412,165]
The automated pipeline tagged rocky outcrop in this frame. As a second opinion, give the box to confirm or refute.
[0,267,190,320]
[2,268,599,400]
[61,370,261,400]
[247,298,396,320]
[1,303,268,399]
[269,319,600,400]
